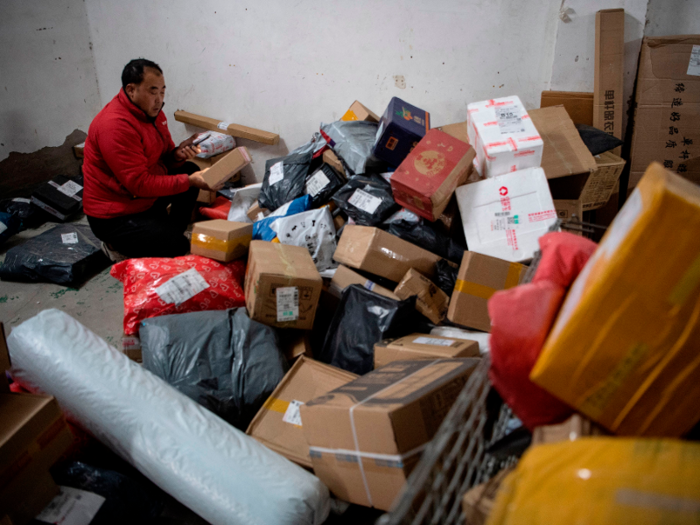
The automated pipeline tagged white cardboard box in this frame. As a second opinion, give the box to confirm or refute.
[467,95,543,178]
[455,167,557,263]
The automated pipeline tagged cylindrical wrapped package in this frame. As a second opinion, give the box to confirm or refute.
[196,131,236,158]
[7,309,330,525]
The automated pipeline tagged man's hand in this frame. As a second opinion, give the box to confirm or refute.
[188,169,224,192]
[174,134,202,162]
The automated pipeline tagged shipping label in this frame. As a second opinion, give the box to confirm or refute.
[35,486,105,525]
[306,170,331,197]
[495,106,525,134]
[282,399,304,426]
[49,180,83,201]
[413,337,456,347]
[348,189,382,214]
[276,286,299,322]
[155,268,210,305]
[269,162,285,185]
[687,45,700,76]
[217,121,231,130]
[61,232,79,244]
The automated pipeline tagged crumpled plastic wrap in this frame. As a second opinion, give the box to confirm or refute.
[140,308,288,429]
[270,207,337,271]
[7,309,330,525]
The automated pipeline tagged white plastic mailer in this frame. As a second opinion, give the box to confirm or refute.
[7,309,330,525]
[270,207,337,271]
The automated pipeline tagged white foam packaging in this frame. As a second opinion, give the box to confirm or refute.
[466,95,543,178]
[7,309,330,525]
[455,167,557,263]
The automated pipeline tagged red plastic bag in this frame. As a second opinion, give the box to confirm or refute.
[488,232,597,430]
[199,196,231,220]
[111,255,246,335]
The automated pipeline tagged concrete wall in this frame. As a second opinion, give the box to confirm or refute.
[0,0,101,162]
[644,0,700,37]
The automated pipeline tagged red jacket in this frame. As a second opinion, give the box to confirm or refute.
[83,89,190,218]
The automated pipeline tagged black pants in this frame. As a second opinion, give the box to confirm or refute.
[87,186,199,258]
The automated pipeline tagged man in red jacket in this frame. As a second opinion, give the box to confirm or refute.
[83,58,219,259]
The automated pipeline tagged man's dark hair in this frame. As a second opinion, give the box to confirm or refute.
[121,59,163,89]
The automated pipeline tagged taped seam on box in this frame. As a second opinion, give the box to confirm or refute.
[261,396,289,415]
[454,279,496,300]
[192,233,251,253]
[668,251,700,305]
[505,263,523,288]
[308,443,427,468]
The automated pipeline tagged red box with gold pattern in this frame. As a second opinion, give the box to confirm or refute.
[390,129,475,221]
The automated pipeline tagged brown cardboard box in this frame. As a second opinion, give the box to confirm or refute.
[329,265,399,300]
[341,101,380,123]
[279,332,314,361]
[190,220,252,262]
[447,252,526,332]
[121,333,142,363]
[393,269,449,325]
[333,225,442,283]
[246,202,269,222]
[553,199,583,221]
[373,334,479,369]
[531,414,606,445]
[174,110,279,145]
[4,470,58,525]
[322,149,346,179]
[593,9,624,153]
[540,91,594,126]
[436,121,469,144]
[300,358,480,510]
[529,106,597,180]
[629,35,700,187]
[245,241,323,329]
[462,468,513,525]
[246,356,357,468]
[73,141,85,159]
[201,147,251,188]
[196,190,216,204]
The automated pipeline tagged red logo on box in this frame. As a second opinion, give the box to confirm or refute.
[499,187,508,196]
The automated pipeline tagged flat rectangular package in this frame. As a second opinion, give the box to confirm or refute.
[447,251,526,332]
[190,220,253,262]
[201,147,251,188]
[245,241,323,330]
[30,175,83,221]
[329,265,399,300]
[333,225,442,282]
[466,95,543,178]
[246,356,357,468]
[300,358,480,511]
[373,97,430,167]
[455,167,557,263]
[531,163,700,437]
[393,268,450,325]
[341,101,380,123]
[173,110,279,145]
[373,334,479,369]
[390,129,475,221]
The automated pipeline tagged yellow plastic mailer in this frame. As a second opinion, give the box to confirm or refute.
[530,163,700,436]
[487,438,700,525]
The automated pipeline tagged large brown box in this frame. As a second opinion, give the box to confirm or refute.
[329,265,399,300]
[244,241,323,329]
[540,91,594,126]
[333,225,441,283]
[373,334,479,369]
[201,147,251,188]
[246,356,357,468]
[393,269,449,325]
[300,358,480,511]
[593,9,624,152]
[447,252,526,332]
[190,220,252,262]
[174,110,279,145]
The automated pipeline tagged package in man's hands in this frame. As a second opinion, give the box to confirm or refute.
[195,131,236,158]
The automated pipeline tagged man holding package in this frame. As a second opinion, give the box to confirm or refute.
[83,58,220,260]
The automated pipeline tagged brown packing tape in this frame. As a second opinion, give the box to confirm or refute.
[262,397,290,415]
[191,232,252,254]
[454,263,522,300]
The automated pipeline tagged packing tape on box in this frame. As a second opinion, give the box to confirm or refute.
[454,263,522,299]
[191,233,252,253]
[347,359,446,507]
[308,443,427,468]
[263,396,290,414]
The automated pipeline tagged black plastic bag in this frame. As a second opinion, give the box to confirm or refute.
[0,224,105,285]
[576,124,624,155]
[140,307,288,430]
[320,121,379,176]
[383,218,466,264]
[0,212,20,246]
[259,150,316,211]
[0,197,51,231]
[435,258,459,297]
[304,163,345,207]
[317,284,418,375]
[332,174,399,226]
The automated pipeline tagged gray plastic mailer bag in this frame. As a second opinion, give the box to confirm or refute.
[321,121,378,176]
[141,307,288,430]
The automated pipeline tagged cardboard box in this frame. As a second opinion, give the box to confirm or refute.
[301,358,480,510]
[73,141,85,159]
[30,175,83,221]
[244,241,323,329]
[540,91,594,126]
[329,265,399,300]
[390,129,475,221]
[197,189,216,204]
[322,149,346,179]
[553,199,583,231]
[374,334,479,369]
[373,97,430,168]
[174,110,279,145]
[201,147,251,188]
[4,470,58,525]
[246,202,270,222]
[593,9,624,154]
[246,356,357,468]
[455,167,557,263]
[341,101,379,123]
[121,333,141,363]
[447,251,526,332]
[436,121,469,144]
[333,225,442,282]
[190,220,252,262]
[629,35,700,187]
[279,332,314,362]
[531,414,605,445]
[531,163,700,437]
[393,269,450,325]
[467,95,543,178]
[462,468,513,525]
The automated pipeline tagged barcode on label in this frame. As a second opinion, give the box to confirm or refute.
[413,337,456,346]
[61,232,79,244]
[276,286,299,322]
[217,121,231,130]
[282,399,304,426]
[687,45,700,76]
[306,170,331,197]
[269,162,284,185]
[495,106,525,134]
[348,189,382,214]
[155,268,210,305]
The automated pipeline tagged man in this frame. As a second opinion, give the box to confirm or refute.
[83,58,219,260]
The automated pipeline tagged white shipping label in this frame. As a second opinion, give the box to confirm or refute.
[0,223,6,235]
[306,170,331,197]
[35,486,106,525]
[59,180,83,197]
[413,336,456,346]
[348,189,382,214]
[276,286,299,322]
[12,197,31,203]
[217,121,231,130]
[688,45,700,76]
[495,106,525,134]
[61,232,79,244]
[269,162,285,185]
[282,399,304,426]
[155,268,210,305]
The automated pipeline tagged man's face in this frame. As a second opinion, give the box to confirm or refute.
[125,67,165,118]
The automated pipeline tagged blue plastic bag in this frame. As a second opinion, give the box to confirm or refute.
[253,195,312,241]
